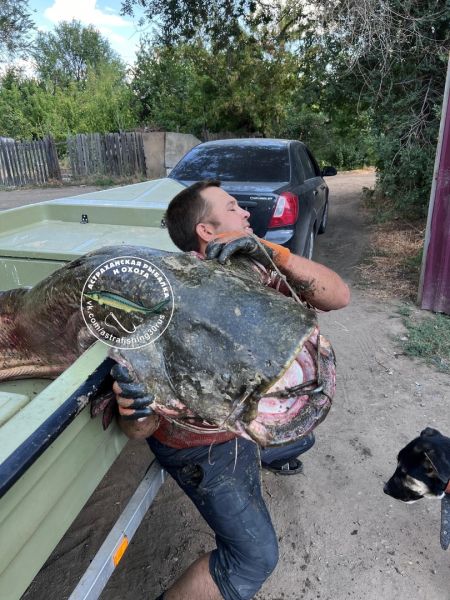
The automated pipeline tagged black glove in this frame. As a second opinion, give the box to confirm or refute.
[111,363,155,421]
[205,236,274,268]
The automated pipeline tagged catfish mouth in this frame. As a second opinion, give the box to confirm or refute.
[109,329,335,446]
[235,331,334,446]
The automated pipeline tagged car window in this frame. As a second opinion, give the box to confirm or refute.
[298,146,316,180]
[293,145,306,183]
[306,148,321,176]
[170,144,291,182]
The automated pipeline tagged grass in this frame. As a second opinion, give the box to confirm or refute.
[356,220,425,300]
[398,308,450,373]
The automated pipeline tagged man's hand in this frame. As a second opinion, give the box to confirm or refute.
[111,363,154,420]
[206,233,291,269]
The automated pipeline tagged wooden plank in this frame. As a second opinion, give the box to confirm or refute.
[103,134,110,174]
[7,142,19,186]
[121,133,128,175]
[0,144,5,185]
[39,139,48,183]
[33,140,42,183]
[29,140,41,184]
[96,133,104,174]
[12,142,23,186]
[72,135,81,178]
[11,142,23,186]
[115,132,122,176]
[49,136,62,181]
[108,133,115,175]
[20,141,30,185]
[44,137,54,179]
[39,140,49,182]
[121,133,127,175]
[138,133,146,175]
[136,132,144,175]
[21,142,31,184]
[76,135,83,177]
[27,141,36,183]
[67,136,74,179]
[13,142,23,185]
[0,142,9,185]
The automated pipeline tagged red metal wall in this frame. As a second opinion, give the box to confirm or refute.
[419,63,450,314]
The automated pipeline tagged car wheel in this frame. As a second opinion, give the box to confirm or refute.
[318,200,328,234]
[303,228,314,259]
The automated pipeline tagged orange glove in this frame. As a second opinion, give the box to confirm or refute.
[259,239,292,269]
[207,231,291,269]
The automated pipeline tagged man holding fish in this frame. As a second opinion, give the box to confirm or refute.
[112,180,350,600]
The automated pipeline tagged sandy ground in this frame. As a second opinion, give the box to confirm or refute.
[15,171,450,599]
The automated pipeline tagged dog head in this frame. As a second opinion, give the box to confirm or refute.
[384,428,450,503]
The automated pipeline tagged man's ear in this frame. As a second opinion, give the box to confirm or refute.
[195,222,216,243]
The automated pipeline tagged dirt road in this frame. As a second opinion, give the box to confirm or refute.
[21,172,450,600]
[0,185,102,210]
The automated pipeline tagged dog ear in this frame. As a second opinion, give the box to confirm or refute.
[420,427,441,438]
[423,446,450,483]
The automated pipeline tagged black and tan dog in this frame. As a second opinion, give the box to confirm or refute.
[384,428,450,550]
[384,428,450,502]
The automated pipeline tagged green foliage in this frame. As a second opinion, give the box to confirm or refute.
[33,20,122,87]
[313,0,450,217]
[0,0,34,61]
[399,311,450,373]
[121,0,257,48]
[0,63,138,140]
[132,37,294,137]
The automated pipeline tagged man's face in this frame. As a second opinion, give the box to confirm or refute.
[200,186,252,235]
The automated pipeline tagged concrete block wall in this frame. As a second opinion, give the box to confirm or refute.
[142,132,200,179]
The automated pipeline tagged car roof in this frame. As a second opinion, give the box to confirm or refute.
[193,138,294,149]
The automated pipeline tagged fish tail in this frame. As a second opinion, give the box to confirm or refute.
[145,298,170,314]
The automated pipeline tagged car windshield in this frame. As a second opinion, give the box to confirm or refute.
[170,144,290,182]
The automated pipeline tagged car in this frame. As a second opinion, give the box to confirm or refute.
[169,138,337,258]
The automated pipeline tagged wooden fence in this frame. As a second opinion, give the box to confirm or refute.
[68,132,146,179]
[0,137,61,187]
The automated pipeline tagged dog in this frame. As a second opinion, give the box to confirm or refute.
[384,427,450,503]
[384,428,450,550]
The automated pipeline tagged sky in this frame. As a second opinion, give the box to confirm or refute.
[29,0,149,66]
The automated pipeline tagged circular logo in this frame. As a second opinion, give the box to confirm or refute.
[80,255,174,349]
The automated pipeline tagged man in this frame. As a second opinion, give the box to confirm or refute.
[113,180,350,600]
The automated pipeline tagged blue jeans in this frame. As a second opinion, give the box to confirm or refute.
[147,433,315,600]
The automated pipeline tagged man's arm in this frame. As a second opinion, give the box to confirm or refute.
[280,252,350,311]
[206,234,350,312]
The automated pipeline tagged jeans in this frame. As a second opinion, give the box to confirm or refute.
[147,433,315,600]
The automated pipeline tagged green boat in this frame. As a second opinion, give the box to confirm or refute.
[0,178,184,599]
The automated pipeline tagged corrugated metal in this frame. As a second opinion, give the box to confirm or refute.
[419,55,450,314]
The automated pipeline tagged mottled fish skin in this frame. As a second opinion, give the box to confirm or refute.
[0,245,334,445]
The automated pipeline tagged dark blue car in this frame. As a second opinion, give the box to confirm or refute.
[169,138,337,258]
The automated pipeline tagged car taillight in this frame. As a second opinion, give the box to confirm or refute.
[268,192,299,228]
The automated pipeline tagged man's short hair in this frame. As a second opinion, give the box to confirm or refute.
[165,179,221,251]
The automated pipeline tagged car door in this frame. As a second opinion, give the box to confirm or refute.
[297,144,326,231]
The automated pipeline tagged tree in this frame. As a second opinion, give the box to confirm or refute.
[132,34,297,137]
[0,0,34,61]
[0,64,139,140]
[121,0,270,48]
[309,0,450,215]
[33,20,123,87]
